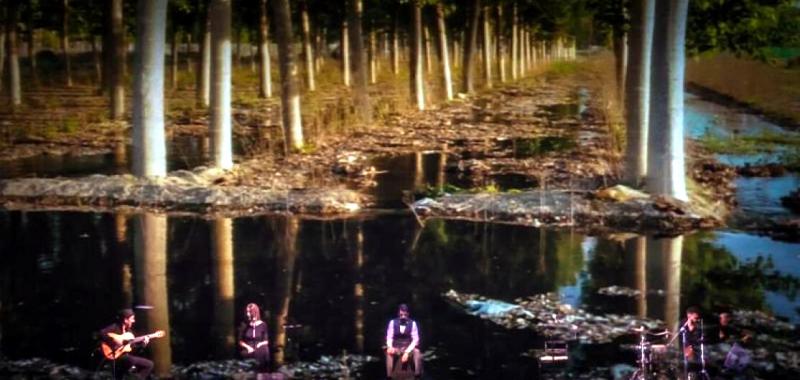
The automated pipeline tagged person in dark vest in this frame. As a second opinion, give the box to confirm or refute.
[238,303,270,377]
[385,304,422,379]
[99,309,154,380]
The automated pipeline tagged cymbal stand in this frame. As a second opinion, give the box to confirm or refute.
[629,328,648,380]
[697,319,710,380]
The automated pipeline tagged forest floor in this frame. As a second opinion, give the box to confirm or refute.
[0,56,782,236]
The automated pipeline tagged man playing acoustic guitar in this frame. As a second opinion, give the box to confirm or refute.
[100,309,159,379]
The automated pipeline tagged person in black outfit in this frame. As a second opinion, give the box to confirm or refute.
[100,309,154,380]
[681,306,705,374]
[238,303,270,375]
[385,304,422,379]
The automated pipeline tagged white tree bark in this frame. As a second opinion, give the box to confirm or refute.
[301,2,315,91]
[258,0,272,98]
[197,7,211,107]
[410,1,425,110]
[342,20,350,86]
[209,0,234,169]
[481,5,492,88]
[6,0,21,107]
[624,0,655,185]
[110,0,125,119]
[272,0,304,151]
[132,0,168,177]
[435,3,452,101]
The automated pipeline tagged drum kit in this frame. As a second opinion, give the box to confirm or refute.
[628,323,711,380]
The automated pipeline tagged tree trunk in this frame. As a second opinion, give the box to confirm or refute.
[461,0,480,93]
[410,1,425,110]
[496,4,505,83]
[423,24,432,74]
[258,0,271,98]
[91,36,101,84]
[646,0,688,201]
[132,0,168,177]
[171,30,179,90]
[368,29,377,84]
[301,2,315,91]
[481,5,492,88]
[61,0,72,87]
[185,33,193,73]
[510,3,518,80]
[349,0,371,123]
[624,0,655,185]
[0,29,6,92]
[272,0,304,151]
[391,15,399,75]
[435,3,452,101]
[209,0,233,169]
[341,20,350,86]
[197,4,211,106]
[5,0,20,107]
[110,0,125,119]
[613,26,627,105]
[26,8,36,84]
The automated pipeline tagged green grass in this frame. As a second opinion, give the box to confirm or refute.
[698,128,800,155]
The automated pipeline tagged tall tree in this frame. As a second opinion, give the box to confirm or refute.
[624,0,655,185]
[301,1,315,91]
[349,0,371,122]
[258,0,271,98]
[272,0,304,151]
[510,2,518,79]
[435,3,453,101]
[646,0,688,201]
[197,2,211,106]
[109,0,125,120]
[410,1,425,110]
[209,0,233,169]
[496,3,505,83]
[482,4,492,88]
[132,0,168,177]
[461,0,481,93]
[6,0,21,107]
[342,19,350,86]
[61,0,72,87]
[25,2,37,84]
[391,13,399,75]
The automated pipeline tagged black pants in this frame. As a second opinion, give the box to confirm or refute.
[243,345,270,373]
[112,354,153,380]
[386,348,422,378]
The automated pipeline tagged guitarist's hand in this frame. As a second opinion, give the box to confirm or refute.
[143,336,150,346]
[246,346,255,354]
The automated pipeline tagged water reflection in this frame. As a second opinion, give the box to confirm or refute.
[2,212,799,378]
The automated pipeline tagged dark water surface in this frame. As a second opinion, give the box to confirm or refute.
[2,211,798,378]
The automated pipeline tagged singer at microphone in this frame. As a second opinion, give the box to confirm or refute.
[681,306,703,364]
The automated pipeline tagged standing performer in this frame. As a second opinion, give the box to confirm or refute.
[385,304,422,379]
[238,303,270,375]
[99,309,156,380]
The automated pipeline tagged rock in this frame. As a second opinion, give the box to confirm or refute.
[595,185,649,202]
[781,189,800,214]
[737,163,787,177]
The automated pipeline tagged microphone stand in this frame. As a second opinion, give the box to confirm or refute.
[667,319,690,380]
[698,319,709,380]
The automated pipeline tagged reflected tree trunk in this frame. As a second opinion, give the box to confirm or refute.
[413,151,424,190]
[132,0,168,177]
[435,4,453,101]
[650,235,682,331]
[624,0,654,185]
[133,213,172,378]
[270,216,299,366]
[209,0,234,169]
[626,236,647,318]
[301,1,315,91]
[353,223,365,353]
[211,218,236,356]
[258,0,272,98]
[272,0,304,151]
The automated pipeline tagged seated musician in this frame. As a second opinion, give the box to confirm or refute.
[385,304,422,379]
[100,309,154,380]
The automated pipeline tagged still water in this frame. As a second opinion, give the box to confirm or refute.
[1,211,798,378]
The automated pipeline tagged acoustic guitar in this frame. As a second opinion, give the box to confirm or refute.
[101,330,165,360]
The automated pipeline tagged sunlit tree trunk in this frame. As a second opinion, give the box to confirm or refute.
[435,3,452,101]
[209,0,233,169]
[91,36,101,84]
[133,213,172,378]
[342,20,350,86]
[258,0,271,98]
[624,0,655,185]
[410,1,425,110]
[510,3,518,80]
[109,0,125,119]
[613,26,627,105]
[185,33,193,73]
[462,0,480,93]
[368,29,377,84]
[196,4,211,106]
[646,0,688,201]
[349,0,371,123]
[132,0,168,177]
[211,218,235,356]
[170,29,179,90]
[1,29,6,92]
[481,5,492,88]
[391,15,399,75]
[272,0,304,151]
[301,2,315,91]
[496,4,505,83]
[61,0,72,87]
[423,25,432,74]
[5,0,21,107]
